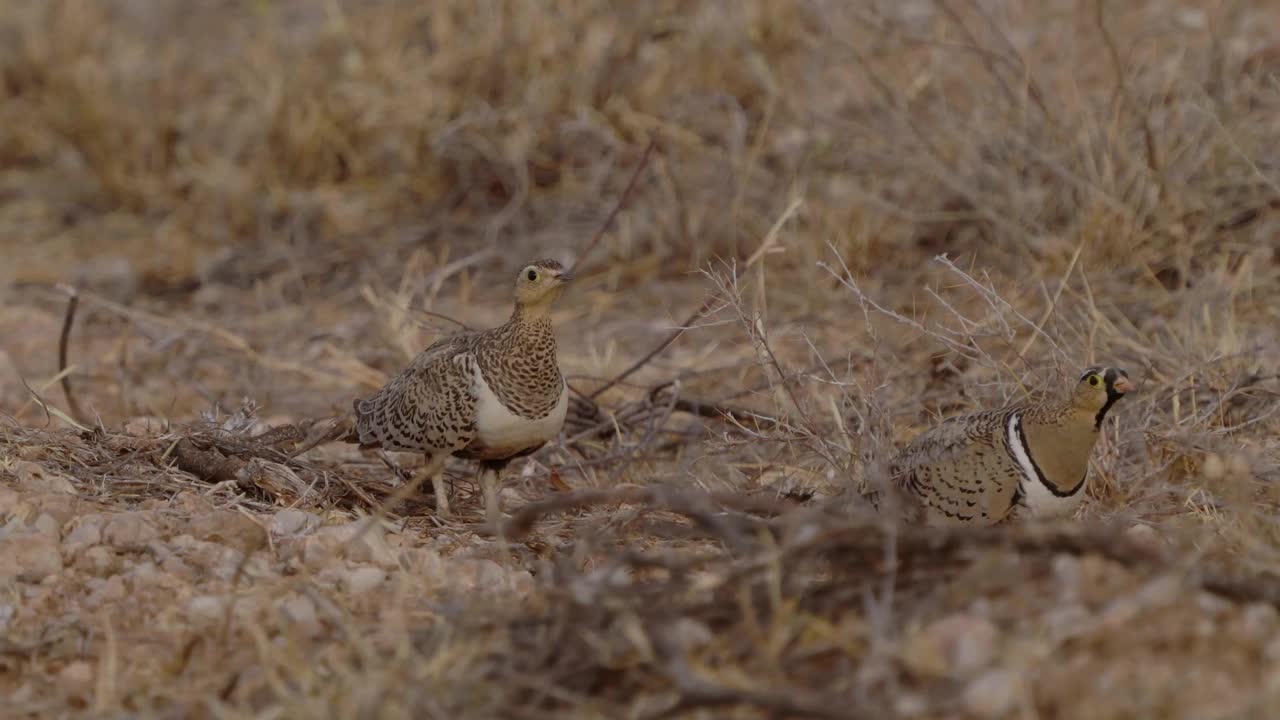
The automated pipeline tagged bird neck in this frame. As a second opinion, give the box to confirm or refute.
[511,299,556,323]
[1020,404,1098,495]
[1092,394,1121,430]
[498,302,559,362]
[475,301,562,419]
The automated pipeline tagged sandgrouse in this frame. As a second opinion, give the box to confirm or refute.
[881,366,1133,527]
[347,259,572,529]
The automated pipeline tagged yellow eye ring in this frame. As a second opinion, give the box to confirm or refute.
[1088,375,1100,386]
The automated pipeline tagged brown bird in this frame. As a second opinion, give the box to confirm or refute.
[347,259,572,530]
[882,366,1134,526]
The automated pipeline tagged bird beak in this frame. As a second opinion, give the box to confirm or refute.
[1112,376,1134,394]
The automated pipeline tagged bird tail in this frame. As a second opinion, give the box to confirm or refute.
[346,397,382,449]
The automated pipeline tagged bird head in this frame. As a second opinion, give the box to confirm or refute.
[513,258,573,310]
[1071,366,1134,428]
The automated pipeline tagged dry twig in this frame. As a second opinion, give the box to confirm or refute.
[55,284,86,425]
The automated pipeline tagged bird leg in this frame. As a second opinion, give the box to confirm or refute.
[479,459,510,535]
[411,453,449,517]
[373,452,448,520]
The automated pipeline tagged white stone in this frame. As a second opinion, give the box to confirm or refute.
[187,595,228,627]
[1100,574,1181,628]
[77,546,119,576]
[278,594,322,637]
[343,566,387,595]
[209,546,247,581]
[12,461,78,495]
[404,547,445,577]
[443,557,536,595]
[1042,604,1093,644]
[1175,8,1206,29]
[1265,633,1280,663]
[59,660,95,688]
[1196,591,1232,617]
[30,513,60,538]
[271,509,318,536]
[307,521,399,569]
[163,555,196,581]
[1239,603,1278,637]
[1124,523,1163,547]
[1051,554,1081,598]
[98,575,127,602]
[64,519,103,551]
[901,613,1000,678]
[127,560,161,586]
[0,533,63,582]
[656,617,713,654]
[102,513,160,547]
[0,488,18,515]
[893,692,929,717]
[964,668,1022,718]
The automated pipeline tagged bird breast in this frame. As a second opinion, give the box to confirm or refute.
[1005,411,1088,519]
[470,363,568,456]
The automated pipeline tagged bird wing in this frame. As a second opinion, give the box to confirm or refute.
[351,334,481,454]
[889,406,1023,525]
[890,407,1002,467]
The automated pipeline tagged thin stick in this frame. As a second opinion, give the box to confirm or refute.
[56,284,86,424]
[569,136,657,278]
[1094,0,1161,179]
[587,296,716,400]
[406,307,471,331]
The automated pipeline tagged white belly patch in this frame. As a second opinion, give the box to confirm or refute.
[1006,412,1085,519]
[471,366,568,455]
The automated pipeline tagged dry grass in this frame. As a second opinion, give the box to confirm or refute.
[2,1,1280,718]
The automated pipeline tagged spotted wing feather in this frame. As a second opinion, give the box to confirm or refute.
[351,335,480,454]
[889,407,1023,526]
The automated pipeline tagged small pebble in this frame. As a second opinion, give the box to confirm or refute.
[189,510,269,555]
[59,661,95,688]
[102,513,160,547]
[452,558,533,594]
[12,461,78,495]
[271,509,318,536]
[187,595,228,627]
[64,520,103,551]
[893,692,929,717]
[0,533,64,582]
[1175,8,1206,30]
[964,667,1022,718]
[1239,603,1278,637]
[901,613,999,678]
[31,513,60,538]
[1197,591,1231,618]
[307,522,399,569]
[1052,554,1081,597]
[76,546,120,576]
[343,566,386,595]
[1265,634,1280,663]
[0,488,18,516]
[1124,523,1163,548]
[279,594,323,637]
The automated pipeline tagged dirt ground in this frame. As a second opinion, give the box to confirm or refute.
[2,1,1280,718]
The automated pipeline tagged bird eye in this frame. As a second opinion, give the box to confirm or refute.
[527,269,538,281]
[1088,375,1100,386]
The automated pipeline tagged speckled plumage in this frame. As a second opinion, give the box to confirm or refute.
[348,258,572,526]
[883,366,1133,527]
